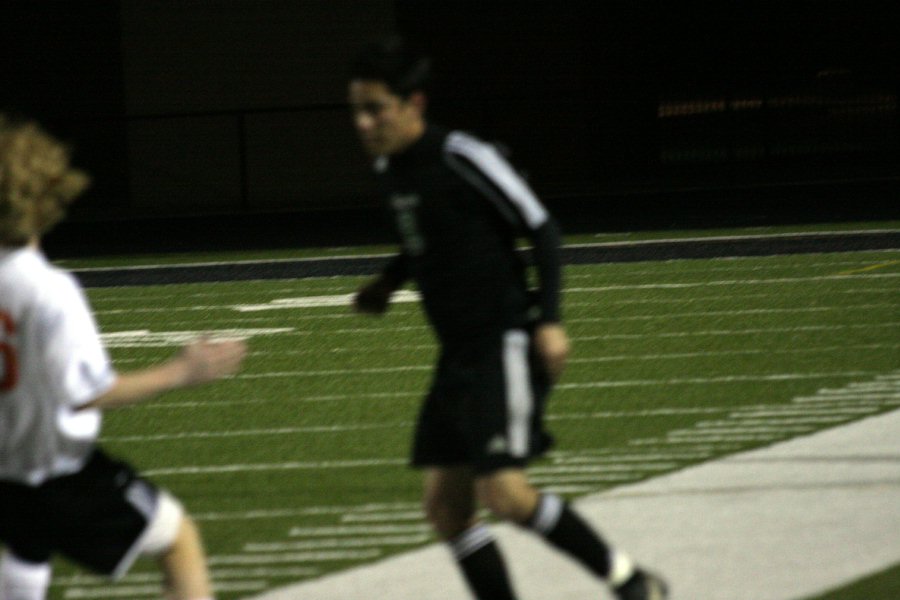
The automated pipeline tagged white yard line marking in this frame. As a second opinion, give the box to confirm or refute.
[209,551,382,565]
[101,423,405,443]
[237,366,431,379]
[565,271,900,293]
[245,535,430,552]
[131,391,423,410]
[104,405,867,446]
[112,343,894,367]
[556,371,876,389]
[572,322,900,341]
[234,290,421,312]
[144,458,406,477]
[194,503,420,522]
[565,258,900,277]
[566,344,900,363]
[288,524,432,537]
[100,327,294,348]
[64,581,267,598]
[567,303,894,323]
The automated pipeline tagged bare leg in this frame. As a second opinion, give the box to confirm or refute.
[157,516,213,600]
[424,466,518,599]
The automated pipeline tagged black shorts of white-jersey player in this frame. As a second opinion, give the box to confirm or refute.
[348,36,668,600]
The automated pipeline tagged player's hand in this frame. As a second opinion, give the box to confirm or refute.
[178,338,247,385]
[534,322,570,381]
[353,278,393,315]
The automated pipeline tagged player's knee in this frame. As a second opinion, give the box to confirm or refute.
[477,478,538,524]
[138,491,187,557]
[422,493,474,538]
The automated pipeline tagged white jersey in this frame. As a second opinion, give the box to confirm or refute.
[0,245,116,485]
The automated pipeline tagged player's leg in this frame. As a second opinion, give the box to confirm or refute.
[471,329,666,598]
[424,467,518,600]
[475,470,660,596]
[48,450,214,600]
[155,514,213,600]
[0,551,51,600]
[0,481,52,600]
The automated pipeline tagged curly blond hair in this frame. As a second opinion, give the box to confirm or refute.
[0,115,90,245]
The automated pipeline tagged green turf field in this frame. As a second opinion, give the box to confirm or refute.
[36,234,900,599]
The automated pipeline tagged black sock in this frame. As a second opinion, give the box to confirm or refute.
[449,524,517,600]
[527,493,631,582]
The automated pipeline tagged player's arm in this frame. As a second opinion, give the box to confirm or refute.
[444,131,570,379]
[354,252,410,315]
[527,217,570,381]
[81,338,247,410]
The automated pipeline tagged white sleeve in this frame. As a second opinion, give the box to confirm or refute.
[40,275,117,408]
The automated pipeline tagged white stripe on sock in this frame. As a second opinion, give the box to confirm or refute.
[449,524,494,561]
[530,493,564,535]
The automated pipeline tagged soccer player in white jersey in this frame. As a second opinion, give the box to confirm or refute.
[0,115,247,600]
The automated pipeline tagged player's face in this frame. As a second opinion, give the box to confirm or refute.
[348,80,424,156]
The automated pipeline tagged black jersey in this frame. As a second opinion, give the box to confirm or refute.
[375,125,561,345]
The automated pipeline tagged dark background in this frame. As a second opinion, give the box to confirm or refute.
[2,1,898,257]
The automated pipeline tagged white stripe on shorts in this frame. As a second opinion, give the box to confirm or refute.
[503,330,533,457]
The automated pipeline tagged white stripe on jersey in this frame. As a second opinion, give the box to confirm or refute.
[445,131,549,229]
[502,329,534,457]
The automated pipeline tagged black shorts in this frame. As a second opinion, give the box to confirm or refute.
[412,328,554,474]
[0,449,160,577]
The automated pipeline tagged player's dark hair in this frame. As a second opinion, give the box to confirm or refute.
[349,35,432,98]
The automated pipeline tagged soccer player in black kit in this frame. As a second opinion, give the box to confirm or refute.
[348,37,668,600]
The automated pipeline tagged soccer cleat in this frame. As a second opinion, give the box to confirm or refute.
[613,568,669,600]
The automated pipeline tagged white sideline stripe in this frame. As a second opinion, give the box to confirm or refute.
[70,229,900,274]
[245,535,430,552]
[209,551,381,565]
[243,407,900,600]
